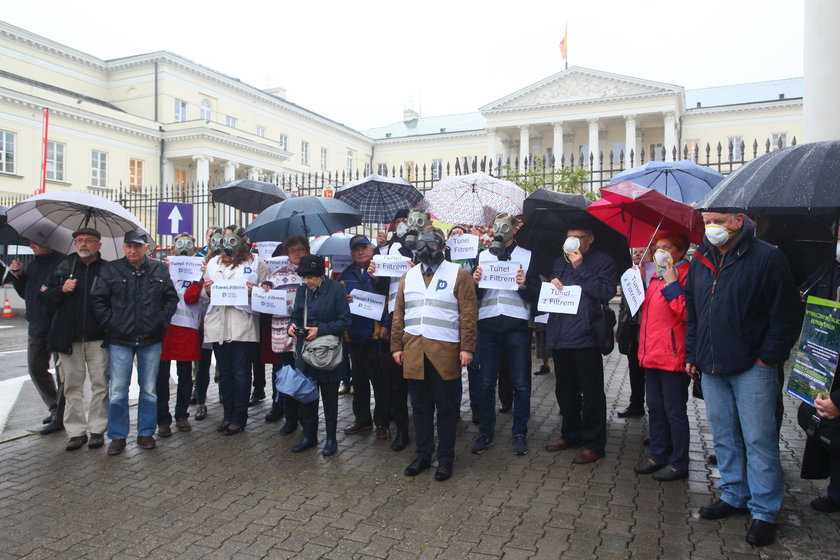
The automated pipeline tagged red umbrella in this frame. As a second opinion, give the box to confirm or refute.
[587,181,705,247]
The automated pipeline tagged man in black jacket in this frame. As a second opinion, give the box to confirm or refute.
[92,230,178,456]
[685,213,802,547]
[39,228,108,451]
[8,242,65,435]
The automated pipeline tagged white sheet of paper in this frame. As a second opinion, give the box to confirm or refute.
[210,281,249,306]
[446,233,479,260]
[478,261,520,291]
[255,242,280,260]
[641,262,657,287]
[534,313,549,324]
[265,256,290,275]
[349,289,386,321]
[329,255,354,274]
[251,288,287,314]
[621,267,646,316]
[167,256,204,282]
[372,254,412,278]
[537,283,582,314]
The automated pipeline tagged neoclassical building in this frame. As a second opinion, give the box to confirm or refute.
[0,19,803,197]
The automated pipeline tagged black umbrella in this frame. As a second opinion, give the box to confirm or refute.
[0,206,22,245]
[335,174,423,223]
[244,196,362,242]
[696,140,840,215]
[211,179,293,213]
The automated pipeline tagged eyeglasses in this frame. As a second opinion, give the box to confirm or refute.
[286,246,307,255]
[74,237,100,245]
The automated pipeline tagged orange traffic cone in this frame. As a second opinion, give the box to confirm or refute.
[2,298,14,318]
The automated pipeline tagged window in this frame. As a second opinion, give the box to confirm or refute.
[648,143,664,161]
[431,159,442,180]
[301,141,309,165]
[174,169,187,197]
[257,126,265,138]
[377,163,388,175]
[610,143,625,165]
[727,136,743,161]
[346,151,354,176]
[404,161,414,181]
[200,99,212,121]
[91,150,107,188]
[226,115,237,128]
[129,159,144,192]
[320,147,328,170]
[772,133,787,150]
[684,140,700,163]
[279,134,288,151]
[174,99,187,122]
[46,141,64,182]
[0,130,15,174]
[578,144,589,166]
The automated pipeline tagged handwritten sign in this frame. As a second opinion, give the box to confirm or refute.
[210,281,249,306]
[479,261,520,291]
[446,233,479,260]
[265,256,290,275]
[373,254,412,278]
[537,283,582,314]
[349,289,386,321]
[620,267,645,316]
[167,256,204,282]
[251,288,287,314]
[255,242,281,260]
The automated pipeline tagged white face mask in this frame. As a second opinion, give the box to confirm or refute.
[835,242,840,264]
[396,223,408,237]
[654,249,672,268]
[705,224,734,247]
[563,236,580,254]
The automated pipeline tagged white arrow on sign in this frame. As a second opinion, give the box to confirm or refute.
[168,205,183,234]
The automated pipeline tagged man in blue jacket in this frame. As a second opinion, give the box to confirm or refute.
[685,212,802,547]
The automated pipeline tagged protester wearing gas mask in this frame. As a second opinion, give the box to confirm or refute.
[197,226,223,258]
[685,212,801,546]
[470,214,539,457]
[391,226,477,481]
[156,233,209,437]
[544,227,618,465]
[203,226,268,436]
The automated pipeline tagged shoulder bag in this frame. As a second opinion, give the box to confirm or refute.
[591,296,616,356]
[301,289,343,371]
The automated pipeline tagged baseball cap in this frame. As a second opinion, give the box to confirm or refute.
[349,234,372,250]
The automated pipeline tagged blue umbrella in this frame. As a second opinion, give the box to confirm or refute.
[610,160,724,204]
[245,196,361,242]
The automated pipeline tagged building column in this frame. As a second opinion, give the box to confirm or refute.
[192,155,213,186]
[519,125,530,171]
[663,112,676,161]
[552,122,564,168]
[162,158,175,188]
[486,127,498,169]
[223,161,238,182]
[588,119,600,170]
[247,167,261,180]
[805,0,840,141]
[624,115,636,169]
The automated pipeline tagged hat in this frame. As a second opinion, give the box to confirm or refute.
[123,229,149,245]
[393,208,409,221]
[297,254,325,277]
[349,234,372,250]
[72,227,101,240]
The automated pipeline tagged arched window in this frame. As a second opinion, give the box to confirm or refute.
[200,99,212,121]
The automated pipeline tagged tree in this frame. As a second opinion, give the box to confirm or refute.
[501,158,595,200]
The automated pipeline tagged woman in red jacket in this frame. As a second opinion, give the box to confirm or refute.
[634,231,691,482]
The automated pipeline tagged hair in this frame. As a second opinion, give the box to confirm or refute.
[567,228,594,237]
[218,226,253,268]
[653,230,690,255]
[422,225,446,240]
[448,224,468,237]
[282,235,310,253]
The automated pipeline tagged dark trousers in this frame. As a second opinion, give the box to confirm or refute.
[28,336,64,417]
[626,341,645,410]
[350,340,386,427]
[299,380,340,430]
[195,346,212,405]
[645,368,690,470]
[157,360,194,424]
[408,358,459,462]
[382,340,409,432]
[214,341,254,427]
[252,344,266,396]
[552,347,607,454]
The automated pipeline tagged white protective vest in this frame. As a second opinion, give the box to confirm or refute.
[477,246,532,321]
[403,260,461,343]
[205,256,261,315]
[169,279,207,330]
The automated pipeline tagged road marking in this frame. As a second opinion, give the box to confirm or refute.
[0,325,13,329]
[0,375,28,434]
[0,349,26,356]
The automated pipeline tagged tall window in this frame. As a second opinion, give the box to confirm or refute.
[0,130,15,174]
[226,115,237,128]
[772,133,788,150]
[257,126,265,138]
[91,150,107,188]
[174,99,187,122]
[727,136,743,161]
[200,99,212,121]
[346,151,354,176]
[377,163,388,175]
[431,159,442,180]
[46,141,64,181]
[301,141,309,165]
[129,159,144,192]
[174,169,187,197]
[320,147,328,170]
[279,134,288,151]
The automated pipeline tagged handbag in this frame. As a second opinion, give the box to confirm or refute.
[591,298,616,356]
[275,364,319,403]
[691,369,703,400]
[300,290,343,371]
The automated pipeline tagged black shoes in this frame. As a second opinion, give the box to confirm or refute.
[745,519,776,546]
[811,495,840,513]
[194,406,208,421]
[107,439,126,456]
[617,406,645,418]
[224,425,245,436]
[634,459,666,475]
[434,461,453,481]
[137,435,156,449]
[279,421,298,435]
[248,391,266,407]
[652,467,688,482]
[265,405,284,423]
[533,365,550,376]
[698,499,749,520]
[391,431,409,452]
[403,456,431,477]
[498,404,512,413]
[40,419,64,435]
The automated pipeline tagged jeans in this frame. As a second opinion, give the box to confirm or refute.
[107,343,161,440]
[213,341,254,428]
[478,330,531,438]
[157,360,193,424]
[645,368,690,471]
[702,363,784,523]
[552,347,606,454]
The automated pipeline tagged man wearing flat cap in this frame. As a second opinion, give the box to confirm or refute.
[93,229,179,456]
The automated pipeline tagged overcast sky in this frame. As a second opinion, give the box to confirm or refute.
[4,0,804,131]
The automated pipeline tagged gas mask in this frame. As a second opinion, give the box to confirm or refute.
[416,232,445,266]
[221,231,246,256]
[704,224,735,247]
[208,232,224,255]
[172,234,196,256]
[489,216,514,257]
[403,210,429,250]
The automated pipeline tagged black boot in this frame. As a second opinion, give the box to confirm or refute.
[279,419,298,435]
[291,419,318,452]
[265,403,284,423]
[391,427,410,451]
[322,418,338,456]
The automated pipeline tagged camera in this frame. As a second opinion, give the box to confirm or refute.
[295,327,310,339]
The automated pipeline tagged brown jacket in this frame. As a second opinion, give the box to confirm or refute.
[390,265,477,380]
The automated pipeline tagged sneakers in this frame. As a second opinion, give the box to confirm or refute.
[512,435,528,456]
[471,434,495,454]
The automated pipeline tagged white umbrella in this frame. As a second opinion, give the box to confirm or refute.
[6,191,149,261]
[424,172,526,226]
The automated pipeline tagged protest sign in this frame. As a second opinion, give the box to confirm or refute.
[478,261,520,291]
[167,256,204,282]
[446,233,479,260]
[537,283,582,314]
[349,289,387,321]
[329,255,354,274]
[786,296,840,406]
[372,254,412,278]
[255,241,280,260]
[210,281,249,306]
[620,267,645,316]
[265,256,290,275]
[251,288,287,314]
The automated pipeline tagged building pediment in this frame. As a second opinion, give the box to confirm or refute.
[481,67,682,113]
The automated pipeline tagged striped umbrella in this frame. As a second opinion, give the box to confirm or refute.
[335,174,424,223]
[424,172,526,226]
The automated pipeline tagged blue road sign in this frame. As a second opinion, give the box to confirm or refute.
[158,202,194,236]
